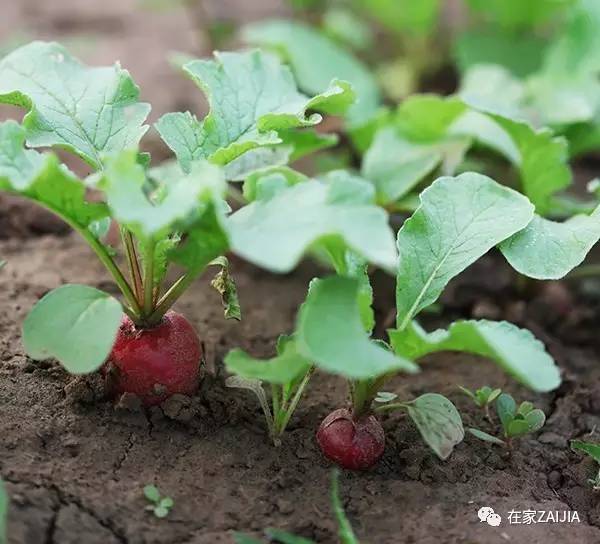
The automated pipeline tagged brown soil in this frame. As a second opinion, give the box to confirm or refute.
[2,231,600,544]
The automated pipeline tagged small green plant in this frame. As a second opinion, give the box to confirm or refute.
[1,478,8,544]
[571,439,600,490]
[143,485,174,519]
[234,470,358,544]
[459,385,502,420]
[469,393,546,447]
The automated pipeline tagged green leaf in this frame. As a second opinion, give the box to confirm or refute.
[225,338,311,385]
[0,122,108,230]
[405,393,464,460]
[156,49,354,171]
[389,320,560,393]
[143,485,161,503]
[362,127,442,204]
[159,497,174,509]
[506,418,533,438]
[223,146,292,182]
[500,207,600,280]
[0,41,149,169]
[525,409,546,432]
[465,0,574,29]
[153,506,169,518]
[296,276,418,380]
[571,440,600,464]
[227,177,398,274]
[496,393,517,429]
[354,0,440,37]
[209,257,241,321]
[23,284,123,374]
[0,478,7,544]
[395,173,534,329]
[468,428,505,446]
[242,20,379,126]
[242,166,307,203]
[487,115,571,215]
[98,152,226,240]
[330,470,359,544]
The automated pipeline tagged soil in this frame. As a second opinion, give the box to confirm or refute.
[4,1,600,544]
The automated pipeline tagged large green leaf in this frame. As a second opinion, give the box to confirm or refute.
[395,173,534,330]
[23,284,123,374]
[0,121,108,230]
[500,207,600,279]
[571,440,600,464]
[242,20,380,125]
[227,176,398,274]
[405,393,464,460]
[353,0,440,37]
[156,49,354,171]
[98,151,226,240]
[296,276,418,379]
[0,41,149,169]
[389,319,561,392]
[225,338,311,385]
[466,0,574,29]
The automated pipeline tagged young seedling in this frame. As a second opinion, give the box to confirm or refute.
[0,42,353,405]
[0,478,7,544]
[227,171,561,468]
[571,440,600,490]
[143,485,174,519]
[469,393,546,448]
[234,470,359,544]
[225,336,314,446]
[459,385,502,421]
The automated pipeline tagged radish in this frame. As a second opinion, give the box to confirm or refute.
[105,311,201,406]
[317,408,385,470]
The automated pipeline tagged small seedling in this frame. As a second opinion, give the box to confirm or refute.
[233,470,358,544]
[143,485,174,519]
[571,439,600,490]
[459,385,502,421]
[469,393,546,447]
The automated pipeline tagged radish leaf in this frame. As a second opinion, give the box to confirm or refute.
[395,173,534,330]
[156,49,354,172]
[404,394,464,460]
[297,276,418,379]
[23,284,123,374]
[228,176,397,273]
[389,320,560,392]
[243,20,380,125]
[0,41,149,169]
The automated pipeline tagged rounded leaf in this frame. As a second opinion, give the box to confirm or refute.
[23,284,123,374]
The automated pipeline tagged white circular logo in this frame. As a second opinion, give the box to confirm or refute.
[478,506,502,526]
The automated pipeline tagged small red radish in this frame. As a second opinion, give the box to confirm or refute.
[104,310,201,406]
[316,408,385,470]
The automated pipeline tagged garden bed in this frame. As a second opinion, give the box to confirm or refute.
[2,231,600,543]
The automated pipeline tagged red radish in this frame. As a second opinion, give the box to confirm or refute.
[316,408,385,470]
[104,310,201,406]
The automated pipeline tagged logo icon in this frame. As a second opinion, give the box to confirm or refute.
[478,506,502,526]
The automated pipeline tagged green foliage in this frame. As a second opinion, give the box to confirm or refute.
[459,386,502,409]
[242,20,380,125]
[395,173,534,330]
[353,0,440,37]
[227,174,398,274]
[404,394,464,460]
[22,285,123,374]
[390,320,560,393]
[0,41,149,169]
[495,393,546,439]
[143,485,174,519]
[571,439,600,489]
[466,0,575,29]
[156,49,354,171]
[297,276,418,379]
